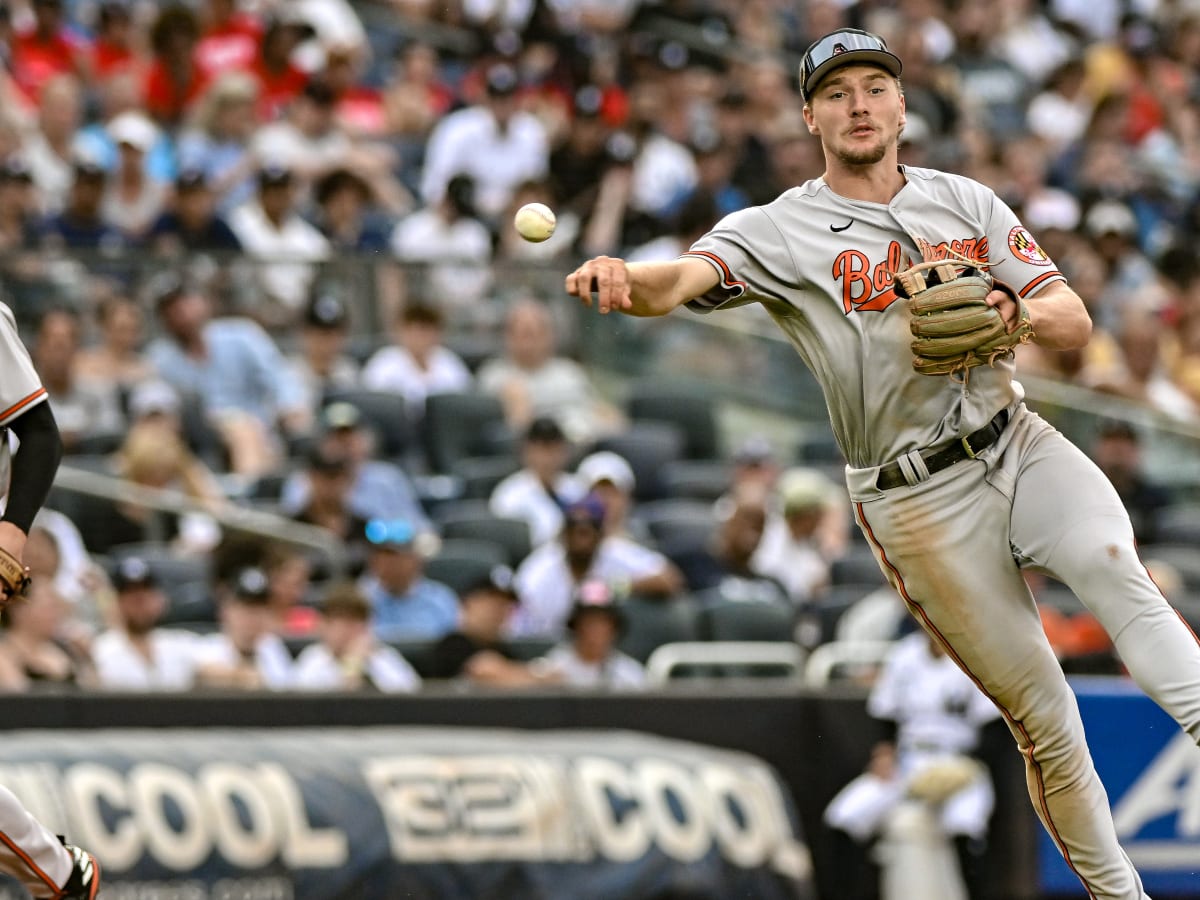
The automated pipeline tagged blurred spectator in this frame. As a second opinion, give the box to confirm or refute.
[91,0,138,82]
[195,0,262,77]
[824,632,1000,900]
[575,450,640,540]
[626,189,719,263]
[143,3,206,128]
[478,298,625,443]
[290,445,368,544]
[39,158,125,252]
[1090,420,1172,546]
[32,306,124,452]
[286,291,360,414]
[390,173,493,314]
[535,580,645,689]
[23,74,84,213]
[281,401,429,527]
[727,435,783,497]
[0,157,40,253]
[91,555,206,690]
[946,0,1030,139]
[498,179,580,262]
[676,485,790,604]
[9,0,89,104]
[228,163,331,330]
[685,130,750,219]
[548,85,613,218]
[146,274,310,478]
[622,79,698,230]
[511,494,682,638]
[74,294,154,389]
[1027,59,1092,155]
[124,378,181,430]
[177,71,261,214]
[263,542,317,637]
[292,582,421,692]
[253,17,308,122]
[194,566,294,689]
[420,62,549,223]
[1094,308,1199,421]
[489,416,581,548]
[752,468,837,606]
[252,80,346,179]
[311,167,390,252]
[76,70,177,185]
[0,579,94,691]
[1083,200,1156,333]
[148,168,243,254]
[22,524,107,634]
[382,40,453,142]
[429,565,540,684]
[358,517,458,641]
[361,301,472,420]
[101,111,168,241]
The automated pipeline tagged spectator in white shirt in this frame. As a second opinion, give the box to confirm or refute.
[490,416,582,548]
[420,63,549,223]
[286,291,361,417]
[752,468,838,606]
[228,163,331,331]
[575,450,639,539]
[292,582,421,692]
[92,555,206,691]
[361,301,472,419]
[536,580,645,689]
[193,567,294,689]
[511,493,683,638]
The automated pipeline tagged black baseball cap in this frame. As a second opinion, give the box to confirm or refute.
[258,163,293,188]
[113,555,158,591]
[175,167,209,192]
[461,565,519,603]
[525,416,566,443]
[800,28,902,101]
[305,292,348,329]
[231,566,271,603]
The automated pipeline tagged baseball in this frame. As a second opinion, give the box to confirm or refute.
[514,202,557,242]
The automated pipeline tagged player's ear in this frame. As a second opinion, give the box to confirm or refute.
[802,104,819,135]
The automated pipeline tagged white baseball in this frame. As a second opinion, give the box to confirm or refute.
[514,202,557,242]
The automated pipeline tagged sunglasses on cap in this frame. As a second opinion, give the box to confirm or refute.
[800,28,902,100]
[364,518,416,548]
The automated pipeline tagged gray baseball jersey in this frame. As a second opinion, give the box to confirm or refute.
[0,303,45,500]
[685,165,1062,467]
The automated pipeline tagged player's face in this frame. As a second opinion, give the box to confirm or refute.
[803,66,905,168]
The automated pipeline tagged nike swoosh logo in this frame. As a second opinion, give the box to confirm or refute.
[830,220,853,232]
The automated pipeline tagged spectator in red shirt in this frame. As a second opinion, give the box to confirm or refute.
[196,0,261,78]
[143,4,206,128]
[253,18,307,122]
[322,44,384,138]
[91,0,139,81]
[10,0,89,104]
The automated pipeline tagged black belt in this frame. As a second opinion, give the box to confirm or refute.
[876,410,1009,491]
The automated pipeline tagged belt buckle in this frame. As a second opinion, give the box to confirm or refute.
[960,434,978,459]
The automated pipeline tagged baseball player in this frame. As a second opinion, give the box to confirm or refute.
[566,28,1200,899]
[0,301,100,899]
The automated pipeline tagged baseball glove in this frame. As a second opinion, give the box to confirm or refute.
[895,259,1035,377]
[0,546,31,603]
[906,755,986,805]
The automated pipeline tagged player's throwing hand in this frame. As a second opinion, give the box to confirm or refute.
[565,256,633,315]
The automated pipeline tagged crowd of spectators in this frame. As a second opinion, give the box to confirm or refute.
[0,0,1197,692]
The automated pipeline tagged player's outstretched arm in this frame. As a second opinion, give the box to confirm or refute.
[565,256,720,318]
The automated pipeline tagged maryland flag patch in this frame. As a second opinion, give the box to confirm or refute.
[1008,225,1051,266]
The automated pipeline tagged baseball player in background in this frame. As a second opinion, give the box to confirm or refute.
[567,27,1200,900]
[0,301,99,899]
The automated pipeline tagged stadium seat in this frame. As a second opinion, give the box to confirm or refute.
[1142,543,1200,593]
[645,641,807,685]
[107,543,216,624]
[423,391,512,474]
[438,510,533,568]
[451,454,521,500]
[814,582,885,645]
[321,389,411,462]
[617,594,701,664]
[694,594,797,642]
[636,498,716,555]
[389,639,440,679]
[660,459,731,502]
[626,379,721,460]
[423,538,507,597]
[794,429,844,464]
[590,421,686,501]
[830,545,886,585]
[1154,503,1200,544]
[804,640,896,687]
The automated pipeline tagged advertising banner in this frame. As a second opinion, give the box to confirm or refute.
[1039,679,1200,896]
[0,727,813,900]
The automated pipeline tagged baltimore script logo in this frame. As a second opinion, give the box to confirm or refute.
[832,236,990,314]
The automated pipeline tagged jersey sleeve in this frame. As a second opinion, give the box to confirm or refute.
[682,207,797,313]
[0,305,46,427]
[982,189,1066,299]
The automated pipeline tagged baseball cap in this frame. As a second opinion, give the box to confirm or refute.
[525,416,566,443]
[461,564,519,603]
[258,163,293,188]
[305,292,349,329]
[363,517,417,549]
[485,63,519,97]
[73,156,108,181]
[113,555,158,591]
[1085,200,1137,238]
[108,111,158,153]
[778,467,833,514]
[576,451,635,494]
[145,271,187,310]
[128,379,181,419]
[566,579,625,631]
[231,566,271,603]
[563,493,606,529]
[319,401,362,431]
[175,167,209,192]
[800,28,902,101]
[734,435,775,466]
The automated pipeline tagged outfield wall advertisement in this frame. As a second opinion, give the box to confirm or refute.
[0,727,813,900]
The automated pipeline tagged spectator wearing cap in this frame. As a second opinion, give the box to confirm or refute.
[149,168,243,254]
[489,416,582,548]
[361,302,472,419]
[74,294,155,390]
[0,577,95,692]
[1089,420,1172,546]
[102,111,169,241]
[176,71,262,215]
[751,468,839,606]
[9,0,90,103]
[534,580,645,690]
[280,401,430,528]
[0,157,40,254]
[251,80,348,180]
[389,173,494,314]
[290,445,369,545]
[228,162,331,331]
[285,291,361,414]
[1084,200,1157,334]
[549,85,615,218]
[358,518,458,641]
[382,41,454,142]
[420,61,550,222]
[478,298,625,444]
[38,156,126,252]
[575,450,640,540]
[511,493,683,638]
[92,556,207,690]
[429,565,541,683]
[725,435,782,499]
[292,582,421,692]
[146,275,311,478]
[194,567,295,689]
